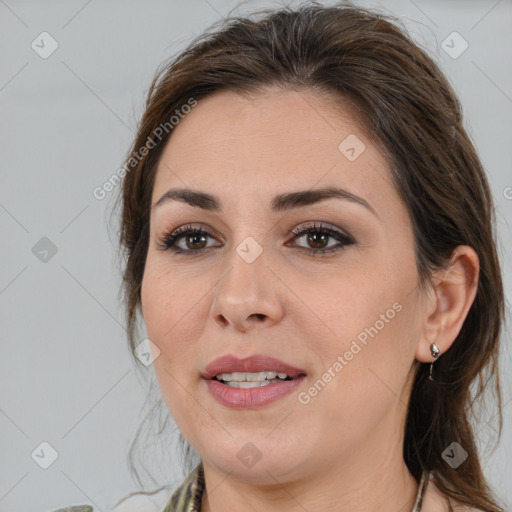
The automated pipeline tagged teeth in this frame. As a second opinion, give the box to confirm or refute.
[216,371,290,382]
[224,380,272,388]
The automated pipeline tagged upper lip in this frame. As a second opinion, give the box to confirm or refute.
[201,354,307,380]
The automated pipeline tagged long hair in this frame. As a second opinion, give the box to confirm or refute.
[112,3,506,510]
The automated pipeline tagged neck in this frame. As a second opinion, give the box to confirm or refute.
[200,451,420,512]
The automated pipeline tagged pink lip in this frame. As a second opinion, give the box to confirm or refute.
[204,376,306,409]
[201,354,307,409]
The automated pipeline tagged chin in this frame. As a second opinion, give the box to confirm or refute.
[203,443,307,483]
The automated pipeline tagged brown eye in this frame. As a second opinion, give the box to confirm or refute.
[287,222,355,256]
[305,231,330,249]
[157,225,220,254]
[184,232,208,250]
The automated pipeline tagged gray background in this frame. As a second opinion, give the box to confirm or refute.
[1,0,511,511]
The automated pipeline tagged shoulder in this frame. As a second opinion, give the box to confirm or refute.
[160,463,205,512]
[112,464,204,512]
[110,487,173,512]
[49,465,204,512]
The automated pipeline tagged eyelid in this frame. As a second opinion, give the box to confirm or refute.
[289,221,355,242]
[159,222,221,241]
[157,219,356,256]
[156,223,220,252]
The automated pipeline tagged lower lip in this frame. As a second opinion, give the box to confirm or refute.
[204,376,306,409]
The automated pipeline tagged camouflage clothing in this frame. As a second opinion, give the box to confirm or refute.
[161,463,204,512]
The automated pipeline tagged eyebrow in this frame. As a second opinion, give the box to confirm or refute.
[152,186,378,217]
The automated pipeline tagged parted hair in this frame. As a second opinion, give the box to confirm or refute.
[112,2,506,510]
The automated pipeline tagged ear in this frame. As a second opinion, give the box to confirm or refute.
[415,246,479,363]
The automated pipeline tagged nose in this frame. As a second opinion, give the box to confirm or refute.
[209,244,285,333]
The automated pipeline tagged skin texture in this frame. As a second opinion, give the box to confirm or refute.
[140,87,479,512]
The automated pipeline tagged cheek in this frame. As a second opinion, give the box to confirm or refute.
[306,299,419,440]
[142,259,196,335]
[305,261,419,392]
[141,264,204,419]
[298,269,392,347]
[140,258,211,373]
[141,265,168,339]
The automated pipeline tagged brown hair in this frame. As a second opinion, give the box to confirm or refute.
[112,2,506,510]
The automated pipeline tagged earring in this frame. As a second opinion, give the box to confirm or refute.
[428,343,441,381]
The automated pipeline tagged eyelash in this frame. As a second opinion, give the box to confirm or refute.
[156,222,355,257]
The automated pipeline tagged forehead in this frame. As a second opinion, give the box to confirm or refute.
[152,87,395,215]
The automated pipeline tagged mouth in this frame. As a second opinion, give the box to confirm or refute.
[212,370,298,388]
[201,354,307,382]
[202,355,307,408]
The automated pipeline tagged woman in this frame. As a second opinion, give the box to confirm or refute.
[110,3,506,512]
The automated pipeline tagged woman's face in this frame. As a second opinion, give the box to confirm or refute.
[141,87,427,483]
